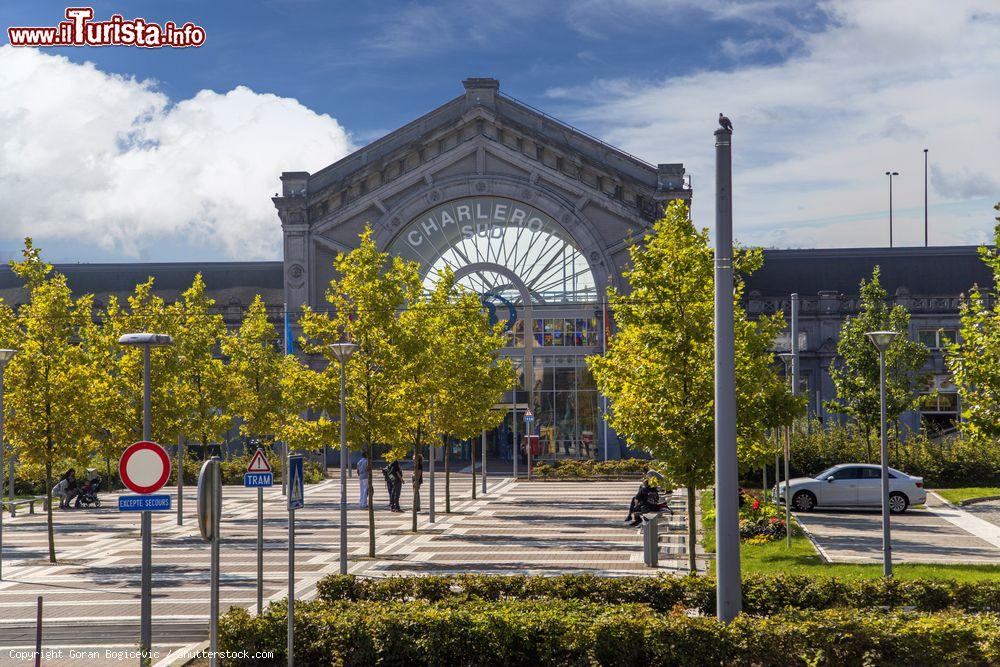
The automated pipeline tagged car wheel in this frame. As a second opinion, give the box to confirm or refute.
[888,492,908,514]
[792,491,816,511]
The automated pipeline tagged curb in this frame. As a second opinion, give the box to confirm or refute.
[930,491,1000,508]
[793,515,832,564]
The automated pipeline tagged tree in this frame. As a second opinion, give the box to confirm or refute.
[586,201,785,572]
[1,240,94,562]
[946,203,1000,442]
[171,275,234,459]
[826,266,928,455]
[301,227,417,557]
[431,270,514,513]
[222,296,286,453]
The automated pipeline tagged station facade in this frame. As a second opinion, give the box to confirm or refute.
[272,78,691,460]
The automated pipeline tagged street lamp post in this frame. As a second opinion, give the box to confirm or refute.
[885,171,899,248]
[0,349,16,581]
[329,342,358,576]
[865,330,900,578]
[777,352,794,548]
[118,333,172,664]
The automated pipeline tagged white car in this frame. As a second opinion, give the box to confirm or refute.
[773,463,925,513]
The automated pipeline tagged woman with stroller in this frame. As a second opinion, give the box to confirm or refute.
[52,468,79,510]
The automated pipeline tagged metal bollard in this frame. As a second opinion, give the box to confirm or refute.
[642,515,660,567]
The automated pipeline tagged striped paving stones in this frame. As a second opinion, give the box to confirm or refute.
[0,474,698,666]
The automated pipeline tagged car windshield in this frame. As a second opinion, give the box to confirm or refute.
[814,466,839,480]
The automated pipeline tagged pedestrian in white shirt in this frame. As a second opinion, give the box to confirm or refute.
[357,453,370,508]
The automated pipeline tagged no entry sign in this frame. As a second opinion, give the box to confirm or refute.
[119,441,171,494]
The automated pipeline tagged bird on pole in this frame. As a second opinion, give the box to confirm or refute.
[718,112,733,132]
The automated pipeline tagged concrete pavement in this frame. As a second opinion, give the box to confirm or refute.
[0,473,697,666]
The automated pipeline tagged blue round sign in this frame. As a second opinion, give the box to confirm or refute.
[480,292,517,333]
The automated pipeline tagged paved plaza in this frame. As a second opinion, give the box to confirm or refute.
[0,472,697,666]
[794,493,1000,565]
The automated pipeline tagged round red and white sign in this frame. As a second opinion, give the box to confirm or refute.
[119,441,171,494]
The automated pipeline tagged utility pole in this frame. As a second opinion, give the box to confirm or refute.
[714,120,741,623]
[924,149,929,247]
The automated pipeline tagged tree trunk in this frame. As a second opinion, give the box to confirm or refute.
[686,485,697,574]
[444,436,451,514]
[367,442,375,558]
[105,458,112,492]
[45,461,56,563]
[412,446,419,533]
[471,437,476,500]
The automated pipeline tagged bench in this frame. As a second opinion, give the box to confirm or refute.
[2,495,50,516]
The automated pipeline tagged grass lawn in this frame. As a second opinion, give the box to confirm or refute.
[700,491,1000,583]
[933,487,1000,505]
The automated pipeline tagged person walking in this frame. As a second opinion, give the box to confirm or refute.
[357,452,370,509]
[412,452,424,512]
[387,459,404,512]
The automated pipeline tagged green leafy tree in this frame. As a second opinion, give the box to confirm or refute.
[947,203,1000,442]
[301,227,418,557]
[172,275,234,459]
[587,201,785,572]
[2,240,94,562]
[826,266,928,456]
[432,270,515,513]
[222,295,287,455]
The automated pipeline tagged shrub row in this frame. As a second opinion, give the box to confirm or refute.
[769,422,1000,488]
[315,573,1000,615]
[533,458,659,480]
[220,598,1000,666]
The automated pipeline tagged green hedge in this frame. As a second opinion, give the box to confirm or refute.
[533,458,660,480]
[170,451,325,486]
[220,598,1000,666]
[774,423,1000,488]
[314,573,1000,614]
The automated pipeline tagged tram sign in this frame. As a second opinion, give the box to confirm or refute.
[244,449,273,487]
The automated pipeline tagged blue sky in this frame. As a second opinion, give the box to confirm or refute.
[1,1,997,262]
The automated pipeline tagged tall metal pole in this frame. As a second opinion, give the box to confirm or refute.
[602,302,609,461]
[287,503,295,666]
[256,484,263,614]
[209,459,220,667]
[789,296,799,549]
[512,400,518,480]
[714,124,741,622]
[338,357,348,575]
[140,344,152,664]
[481,429,487,495]
[923,149,929,247]
[429,413,436,523]
[885,171,898,248]
[0,361,7,580]
[791,295,799,395]
[878,350,893,577]
[177,434,184,525]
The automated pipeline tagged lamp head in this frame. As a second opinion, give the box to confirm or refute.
[0,349,15,366]
[118,333,172,347]
[777,351,794,369]
[865,330,900,352]
[328,341,359,363]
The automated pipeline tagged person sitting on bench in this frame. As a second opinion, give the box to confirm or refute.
[624,471,668,527]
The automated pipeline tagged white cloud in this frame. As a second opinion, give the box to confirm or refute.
[0,46,353,260]
[550,0,1000,248]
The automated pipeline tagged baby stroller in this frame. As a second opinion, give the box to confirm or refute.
[75,471,102,509]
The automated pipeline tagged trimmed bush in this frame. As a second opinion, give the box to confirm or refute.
[315,573,1000,615]
[220,598,1000,666]
[532,458,659,480]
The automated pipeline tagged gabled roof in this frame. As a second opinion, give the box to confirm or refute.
[301,78,670,197]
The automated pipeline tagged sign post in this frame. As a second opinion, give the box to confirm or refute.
[197,457,222,667]
[244,448,272,614]
[286,454,304,667]
[118,439,172,666]
[524,410,535,480]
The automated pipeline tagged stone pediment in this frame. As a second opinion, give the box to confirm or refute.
[277,78,688,233]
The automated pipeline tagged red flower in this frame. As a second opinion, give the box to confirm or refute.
[752,499,760,510]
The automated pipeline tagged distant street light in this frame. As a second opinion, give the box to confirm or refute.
[777,352,794,548]
[329,341,358,575]
[885,171,899,248]
[0,349,17,581]
[865,330,900,577]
